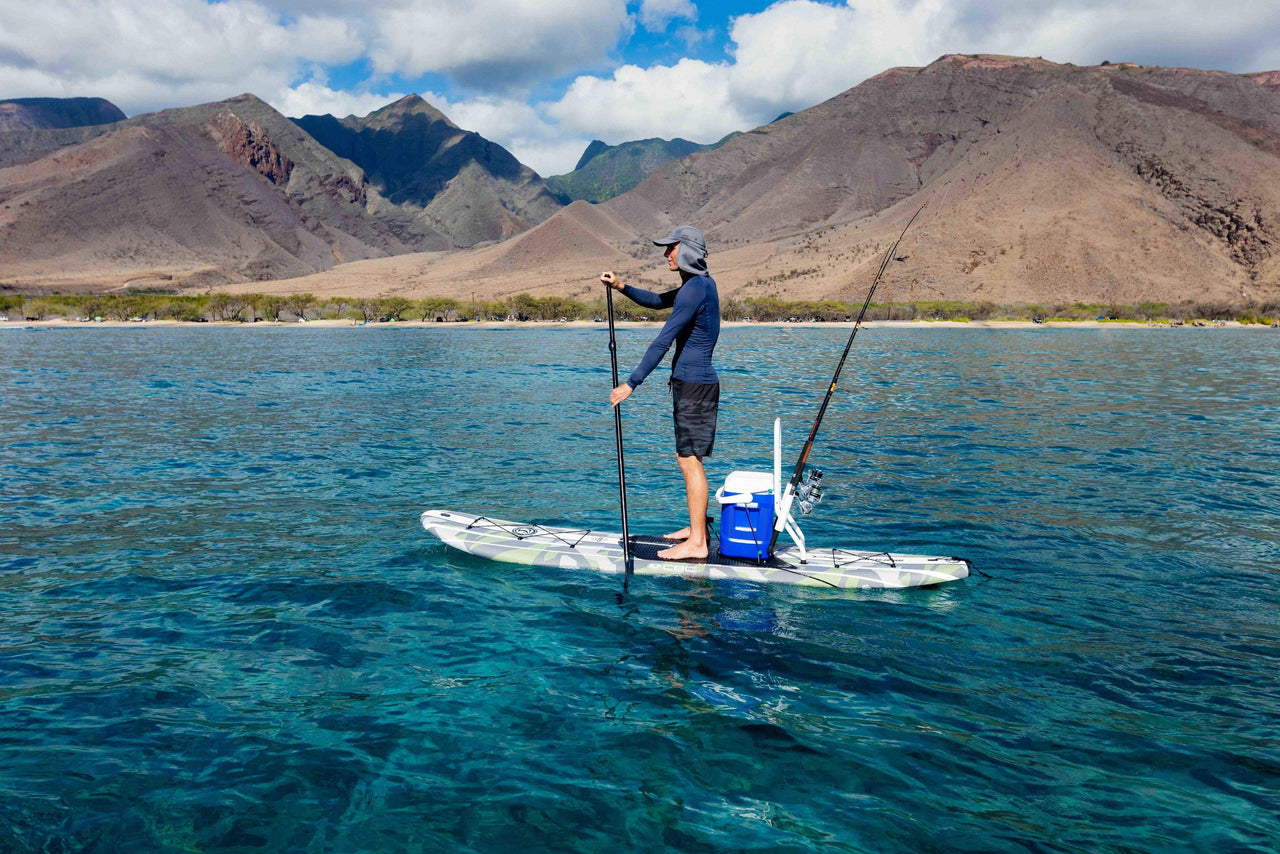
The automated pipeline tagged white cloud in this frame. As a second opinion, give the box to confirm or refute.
[524,0,1280,175]
[0,0,362,114]
[3,0,1280,179]
[369,0,633,91]
[268,82,405,120]
[428,93,544,139]
[0,0,637,115]
[726,0,945,115]
[549,59,748,146]
[639,0,697,32]
[506,136,598,179]
[531,1,952,167]
[966,0,1280,73]
[674,24,712,49]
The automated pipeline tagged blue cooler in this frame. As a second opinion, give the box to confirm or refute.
[716,471,776,560]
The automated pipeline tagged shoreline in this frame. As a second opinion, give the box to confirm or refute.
[1,318,1271,331]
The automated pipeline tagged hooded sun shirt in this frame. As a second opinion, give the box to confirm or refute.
[620,225,720,388]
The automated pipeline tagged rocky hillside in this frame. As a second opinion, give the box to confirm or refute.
[8,57,1280,305]
[294,95,561,246]
[546,134,737,204]
[0,93,564,289]
[232,55,1280,308]
[597,55,1280,305]
[0,94,442,288]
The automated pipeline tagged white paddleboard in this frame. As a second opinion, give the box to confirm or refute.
[421,509,970,589]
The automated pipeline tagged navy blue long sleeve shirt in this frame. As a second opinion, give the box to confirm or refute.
[621,275,720,388]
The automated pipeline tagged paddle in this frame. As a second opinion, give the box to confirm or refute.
[768,203,927,555]
[605,280,634,588]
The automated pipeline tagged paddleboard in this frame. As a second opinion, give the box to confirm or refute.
[421,509,970,589]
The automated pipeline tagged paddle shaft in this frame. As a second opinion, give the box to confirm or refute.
[768,204,926,554]
[605,284,634,583]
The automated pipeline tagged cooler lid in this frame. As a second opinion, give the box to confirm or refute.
[723,470,773,495]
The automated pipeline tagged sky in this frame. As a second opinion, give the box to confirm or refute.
[1,0,1278,176]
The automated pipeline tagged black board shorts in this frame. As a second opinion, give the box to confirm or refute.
[669,378,719,458]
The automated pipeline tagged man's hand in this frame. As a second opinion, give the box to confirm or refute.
[610,383,633,407]
[600,271,623,290]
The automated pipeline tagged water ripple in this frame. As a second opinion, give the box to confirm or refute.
[1,327,1278,852]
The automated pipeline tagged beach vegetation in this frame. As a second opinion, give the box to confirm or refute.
[353,299,382,323]
[381,297,413,321]
[253,294,287,322]
[158,297,207,322]
[21,299,56,320]
[283,293,317,321]
[81,297,109,320]
[207,293,250,322]
[5,292,1280,327]
[415,297,461,321]
[508,294,592,321]
[105,297,139,321]
[721,297,748,321]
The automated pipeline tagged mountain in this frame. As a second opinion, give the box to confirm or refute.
[0,97,125,131]
[0,93,562,289]
[293,95,561,246]
[240,55,1280,308]
[545,134,738,204]
[572,140,611,171]
[0,93,439,288]
[596,55,1280,305]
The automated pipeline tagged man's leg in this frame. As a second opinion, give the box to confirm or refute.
[658,453,709,560]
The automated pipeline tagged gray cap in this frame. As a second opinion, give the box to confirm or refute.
[653,225,708,276]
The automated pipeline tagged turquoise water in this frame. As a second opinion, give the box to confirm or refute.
[2,325,1278,852]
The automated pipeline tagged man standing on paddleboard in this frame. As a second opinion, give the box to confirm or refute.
[602,225,720,561]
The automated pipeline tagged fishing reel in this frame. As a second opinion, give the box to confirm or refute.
[796,468,824,515]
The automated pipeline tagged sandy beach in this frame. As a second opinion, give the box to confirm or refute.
[1,317,1270,331]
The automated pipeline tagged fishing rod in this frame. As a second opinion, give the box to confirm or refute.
[605,282,635,588]
[768,203,927,555]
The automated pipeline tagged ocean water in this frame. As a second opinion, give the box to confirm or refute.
[2,324,1278,853]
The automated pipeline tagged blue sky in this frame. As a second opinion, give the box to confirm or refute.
[314,0,780,103]
[1,1,1278,176]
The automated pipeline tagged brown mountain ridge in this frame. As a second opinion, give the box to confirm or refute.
[5,55,1280,307]
[0,94,561,289]
[233,54,1280,308]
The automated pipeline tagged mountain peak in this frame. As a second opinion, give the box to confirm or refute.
[574,140,610,171]
[290,94,560,245]
[932,53,1062,70]
[365,94,454,128]
[226,93,270,108]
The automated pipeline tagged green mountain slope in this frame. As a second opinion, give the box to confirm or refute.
[546,134,738,204]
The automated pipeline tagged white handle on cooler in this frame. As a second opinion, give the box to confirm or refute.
[714,487,756,507]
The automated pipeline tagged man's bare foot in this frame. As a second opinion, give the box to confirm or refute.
[657,541,709,561]
[663,527,691,541]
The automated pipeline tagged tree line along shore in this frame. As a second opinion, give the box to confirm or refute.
[2,291,1279,326]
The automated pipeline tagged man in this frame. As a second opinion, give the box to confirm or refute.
[603,225,720,561]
